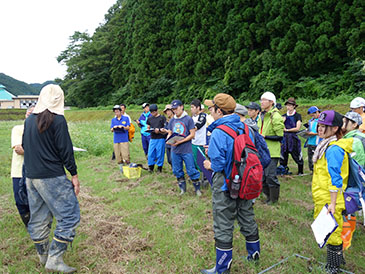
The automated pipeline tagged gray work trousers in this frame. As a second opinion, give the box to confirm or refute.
[263,157,280,188]
[212,172,259,246]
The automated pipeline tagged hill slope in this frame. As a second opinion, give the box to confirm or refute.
[0,73,56,96]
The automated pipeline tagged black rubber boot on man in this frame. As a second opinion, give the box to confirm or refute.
[34,238,49,265]
[45,238,76,273]
[148,165,154,173]
[267,187,280,205]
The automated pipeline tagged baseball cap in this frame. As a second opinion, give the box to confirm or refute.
[149,104,158,112]
[163,104,172,112]
[113,104,121,111]
[245,102,261,111]
[261,92,276,105]
[344,111,363,126]
[142,103,149,109]
[171,100,183,109]
[307,106,321,114]
[350,97,365,109]
[204,93,236,113]
[318,110,343,127]
[235,104,248,116]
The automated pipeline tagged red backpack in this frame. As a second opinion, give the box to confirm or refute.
[217,124,263,200]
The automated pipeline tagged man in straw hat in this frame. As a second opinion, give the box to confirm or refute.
[22,84,80,273]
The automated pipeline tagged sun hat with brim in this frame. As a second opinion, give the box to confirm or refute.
[235,104,248,116]
[33,84,64,115]
[284,97,298,107]
[149,104,158,112]
[307,106,321,114]
[318,110,343,127]
[344,111,363,126]
[204,93,236,113]
[163,104,172,112]
[113,105,121,111]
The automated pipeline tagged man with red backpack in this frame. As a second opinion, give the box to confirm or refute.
[202,93,261,274]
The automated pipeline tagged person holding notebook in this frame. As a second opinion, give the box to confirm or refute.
[311,110,353,273]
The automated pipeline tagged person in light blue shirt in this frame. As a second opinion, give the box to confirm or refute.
[136,103,151,157]
[305,106,322,172]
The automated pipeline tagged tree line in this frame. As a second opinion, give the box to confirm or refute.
[58,0,365,108]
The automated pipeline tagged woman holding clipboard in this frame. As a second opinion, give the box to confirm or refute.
[311,110,353,274]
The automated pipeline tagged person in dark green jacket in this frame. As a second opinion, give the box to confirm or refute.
[257,92,284,204]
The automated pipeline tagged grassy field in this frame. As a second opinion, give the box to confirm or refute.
[0,108,364,273]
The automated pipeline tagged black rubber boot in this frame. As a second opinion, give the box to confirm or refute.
[298,164,304,176]
[268,187,279,205]
[34,238,49,265]
[148,165,154,173]
[20,212,30,227]
[325,244,343,274]
[157,166,162,173]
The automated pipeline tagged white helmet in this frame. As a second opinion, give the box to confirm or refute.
[261,91,276,105]
[350,97,365,108]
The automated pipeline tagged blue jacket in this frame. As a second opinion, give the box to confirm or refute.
[207,114,254,190]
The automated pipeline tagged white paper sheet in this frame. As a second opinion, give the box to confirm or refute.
[311,204,338,248]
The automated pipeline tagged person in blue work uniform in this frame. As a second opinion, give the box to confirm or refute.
[147,104,167,172]
[111,105,130,172]
[202,93,260,274]
[136,103,151,157]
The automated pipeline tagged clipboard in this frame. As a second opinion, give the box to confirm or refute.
[311,204,338,248]
[297,129,310,139]
[197,148,212,185]
[166,133,185,145]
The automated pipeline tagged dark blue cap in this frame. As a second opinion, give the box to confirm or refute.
[149,104,158,111]
[245,102,261,111]
[171,100,183,109]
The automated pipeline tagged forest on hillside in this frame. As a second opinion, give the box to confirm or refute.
[58,0,365,107]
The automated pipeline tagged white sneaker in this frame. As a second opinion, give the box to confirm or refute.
[196,190,202,197]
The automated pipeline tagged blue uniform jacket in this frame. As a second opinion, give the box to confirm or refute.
[207,114,254,191]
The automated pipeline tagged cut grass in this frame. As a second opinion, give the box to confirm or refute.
[0,113,364,273]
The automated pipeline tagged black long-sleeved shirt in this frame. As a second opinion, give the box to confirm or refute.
[22,113,77,178]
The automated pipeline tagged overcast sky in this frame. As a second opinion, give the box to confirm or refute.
[0,0,117,84]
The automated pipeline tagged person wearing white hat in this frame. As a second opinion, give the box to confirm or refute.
[22,84,80,273]
[350,97,365,133]
[257,91,284,204]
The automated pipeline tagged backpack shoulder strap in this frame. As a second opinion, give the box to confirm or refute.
[354,134,365,149]
[217,124,237,139]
